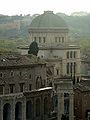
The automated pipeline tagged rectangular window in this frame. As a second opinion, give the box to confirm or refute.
[70,51,73,58]
[9,84,15,93]
[74,62,76,74]
[19,83,24,92]
[29,74,31,79]
[74,51,76,58]
[70,63,73,75]
[29,84,32,91]
[56,69,59,75]
[19,71,22,76]
[0,73,3,78]
[43,37,46,43]
[39,37,41,43]
[55,37,57,42]
[62,37,64,43]
[67,51,69,59]
[67,63,69,74]
[34,37,36,41]
[59,37,61,42]
[0,85,4,95]
[10,71,14,77]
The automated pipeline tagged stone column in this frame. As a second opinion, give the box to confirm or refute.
[23,98,26,120]
[69,93,74,120]
[58,92,64,120]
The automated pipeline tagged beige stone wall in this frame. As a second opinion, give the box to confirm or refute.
[0,88,52,120]
[29,30,68,45]
[38,47,81,80]
[0,64,47,95]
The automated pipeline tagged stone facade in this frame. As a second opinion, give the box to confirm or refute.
[18,11,81,82]
[54,77,74,120]
[81,57,90,78]
[0,87,52,120]
[74,80,90,120]
[0,54,53,120]
[17,11,81,120]
[28,11,81,82]
[0,54,47,94]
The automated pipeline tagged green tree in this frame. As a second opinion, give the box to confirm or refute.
[28,41,39,56]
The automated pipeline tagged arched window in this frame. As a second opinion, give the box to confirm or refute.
[36,98,40,117]
[44,97,48,115]
[3,103,11,120]
[26,100,33,119]
[15,102,22,120]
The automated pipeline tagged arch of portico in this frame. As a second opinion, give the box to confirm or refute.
[15,102,22,120]
[3,103,11,120]
[54,77,74,120]
[0,87,52,120]
[26,100,33,120]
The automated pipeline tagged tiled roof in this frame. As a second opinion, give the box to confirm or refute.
[0,54,45,67]
[74,80,90,92]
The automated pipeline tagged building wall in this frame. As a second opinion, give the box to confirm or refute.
[0,88,52,120]
[38,48,81,80]
[81,61,90,76]
[0,57,47,95]
[29,31,68,45]
[74,89,90,120]
[74,89,82,119]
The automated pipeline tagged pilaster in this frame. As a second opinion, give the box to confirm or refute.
[69,93,74,120]
[58,92,64,120]
[23,98,26,120]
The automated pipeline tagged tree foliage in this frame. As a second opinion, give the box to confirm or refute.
[28,41,39,56]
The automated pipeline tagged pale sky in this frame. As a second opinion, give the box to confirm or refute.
[1,0,90,15]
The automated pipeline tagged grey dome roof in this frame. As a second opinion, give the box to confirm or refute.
[30,11,68,29]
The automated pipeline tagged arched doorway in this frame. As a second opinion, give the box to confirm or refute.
[26,100,33,120]
[3,103,11,120]
[15,102,22,120]
[36,98,40,117]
